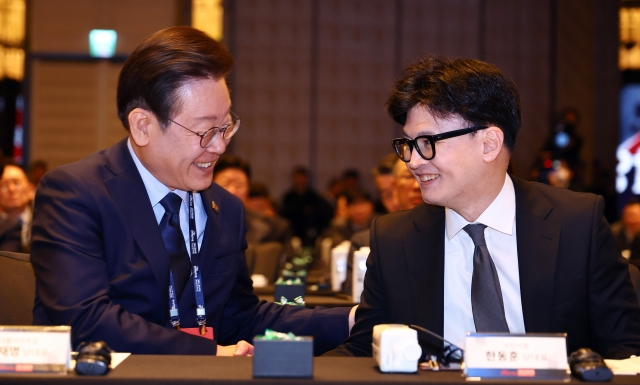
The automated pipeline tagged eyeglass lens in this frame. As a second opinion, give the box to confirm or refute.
[395,137,433,161]
[200,118,240,148]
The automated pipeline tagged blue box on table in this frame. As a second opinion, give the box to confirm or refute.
[252,336,313,378]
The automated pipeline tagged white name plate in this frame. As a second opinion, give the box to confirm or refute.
[0,326,71,374]
[464,333,570,381]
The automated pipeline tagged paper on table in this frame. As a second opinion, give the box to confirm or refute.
[69,352,131,370]
[604,356,640,375]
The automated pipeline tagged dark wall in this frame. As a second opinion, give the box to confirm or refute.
[224,0,619,201]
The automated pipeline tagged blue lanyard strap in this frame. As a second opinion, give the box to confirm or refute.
[167,192,207,335]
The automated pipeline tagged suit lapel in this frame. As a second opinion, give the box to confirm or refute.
[197,187,222,270]
[404,204,446,339]
[513,178,560,332]
[103,139,170,301]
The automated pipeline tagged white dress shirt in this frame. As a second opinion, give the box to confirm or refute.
[443,174,525,349]
[127,138,207,258]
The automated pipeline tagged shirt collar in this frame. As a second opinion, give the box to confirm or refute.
[445,174,515,239]
[127,138,187,207]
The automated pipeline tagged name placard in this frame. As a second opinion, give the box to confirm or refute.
[0,326,71,374]
[464,333,570,381]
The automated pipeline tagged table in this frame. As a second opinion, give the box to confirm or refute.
[257,294,357,308]
[0,356,636,384]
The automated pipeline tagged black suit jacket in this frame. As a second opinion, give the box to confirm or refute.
[31,138,349,355]
[329,178,640,359]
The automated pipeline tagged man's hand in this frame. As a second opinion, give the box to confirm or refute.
[216,340,254,356]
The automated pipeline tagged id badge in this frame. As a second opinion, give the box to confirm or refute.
[181,327,214,340]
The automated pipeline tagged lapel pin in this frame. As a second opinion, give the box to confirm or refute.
[211,201,219,213]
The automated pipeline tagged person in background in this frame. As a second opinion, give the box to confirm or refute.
[328,55,640,359]
[0,162,34,251]
[611,199,640,258]
[0,159,23,252]
[28,159,48,187]
[246,182,279,218]
[31,26,352,356]
[281,166,333,247]
[213,155,292,248]
[372,153,399,214]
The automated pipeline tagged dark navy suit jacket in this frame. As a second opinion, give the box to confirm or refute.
[329,178,640,359]
[32,138,349,355]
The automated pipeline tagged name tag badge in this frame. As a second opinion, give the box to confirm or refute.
[464,333,570,381]
[181,327,214,340]
[0,326,71,374]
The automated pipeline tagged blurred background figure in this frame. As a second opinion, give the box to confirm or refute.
[214,155,292,248]
[372,153,399,215]
[28,159,48,188]
[246,182,278,218]
[281,166,333,247]
[611,199,640,259]
[321,188,375,246]
[0,162,34,251]
[0,160,23,252]
[392,158,423,211]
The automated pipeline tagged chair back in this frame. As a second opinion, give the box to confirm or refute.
[250,242,283,284]
[0,251,34,325]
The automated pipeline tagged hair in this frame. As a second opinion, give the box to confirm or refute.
[386,55,521,151]
[249,182,271,199]
[343,188,372,205]
[117,26,234,131]
[292,166,308,176]
[213,154,251,180]
[2,159,27,178]
[372,153,399,177]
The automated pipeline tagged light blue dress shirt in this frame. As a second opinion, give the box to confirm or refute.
[127,138,207,258]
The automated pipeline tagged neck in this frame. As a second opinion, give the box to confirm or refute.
[453,171,507,223]
[4,207,26,220]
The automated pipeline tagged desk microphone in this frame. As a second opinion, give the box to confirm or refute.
[409,324,464,366]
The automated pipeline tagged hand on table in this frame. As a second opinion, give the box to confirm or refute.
[216,340,254,356]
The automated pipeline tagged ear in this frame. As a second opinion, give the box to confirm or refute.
[482,126,504,163]
[128,108,154,147]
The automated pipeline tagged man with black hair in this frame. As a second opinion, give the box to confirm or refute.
[0,160,22,252]
[329,55,640,359]
[31,26,351,356]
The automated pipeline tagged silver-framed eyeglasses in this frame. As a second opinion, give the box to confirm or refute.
[392,126,487,162]
[169,111,241,148]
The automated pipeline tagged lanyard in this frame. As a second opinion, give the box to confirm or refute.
[168,192,207,335]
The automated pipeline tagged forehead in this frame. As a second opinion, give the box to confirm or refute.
[2,165,28,180]
[404,106,467,135]
[173,77,231,121]
[214,168,248,182]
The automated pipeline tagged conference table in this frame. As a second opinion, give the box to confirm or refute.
[1,356,637,384]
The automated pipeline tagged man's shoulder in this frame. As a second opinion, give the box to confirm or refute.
[373,203,442,234]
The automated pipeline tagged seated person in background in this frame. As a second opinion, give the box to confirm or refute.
[372,153,399,215]
[31,26,352,356]
[0,162,35,251]
[343,157,422,294]
[321,188,376,247]
[0,159,22,252]
[213,155,292,248]
[247,182,279,218]
[610,199,640,258]
[328,55,640,359]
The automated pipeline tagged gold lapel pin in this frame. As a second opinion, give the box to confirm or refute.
[211,201,219,213]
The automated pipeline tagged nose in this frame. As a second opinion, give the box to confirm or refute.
[407,145,427,170]
[206,136,228,154]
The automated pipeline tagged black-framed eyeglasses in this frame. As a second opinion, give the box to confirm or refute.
[392,126,487,162]
[169,111,241,148]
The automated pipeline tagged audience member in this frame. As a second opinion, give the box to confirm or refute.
[328,55,640,359]
[281,166,333,246]
[611,199,640,257]
[246,182,278,218]
[213,155,292,248]
[372,153,399,214]
[28,159,48,187]
[31,26,351,356]
[321,188,375,246]
[0,160,23,252]
[0,162,34,251]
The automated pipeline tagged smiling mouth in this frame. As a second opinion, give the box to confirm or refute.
[418,174,439,182]
[194,162,212,168]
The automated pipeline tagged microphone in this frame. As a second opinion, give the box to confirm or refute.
[409,324,464,367]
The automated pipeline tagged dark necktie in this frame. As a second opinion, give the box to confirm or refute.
[463,223,510,333]
[159,192,191,299]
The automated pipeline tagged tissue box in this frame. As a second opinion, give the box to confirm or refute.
[274,282,305,302]
[253,336,313,378]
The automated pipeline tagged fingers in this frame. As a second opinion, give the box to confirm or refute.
[233,340,255,356]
